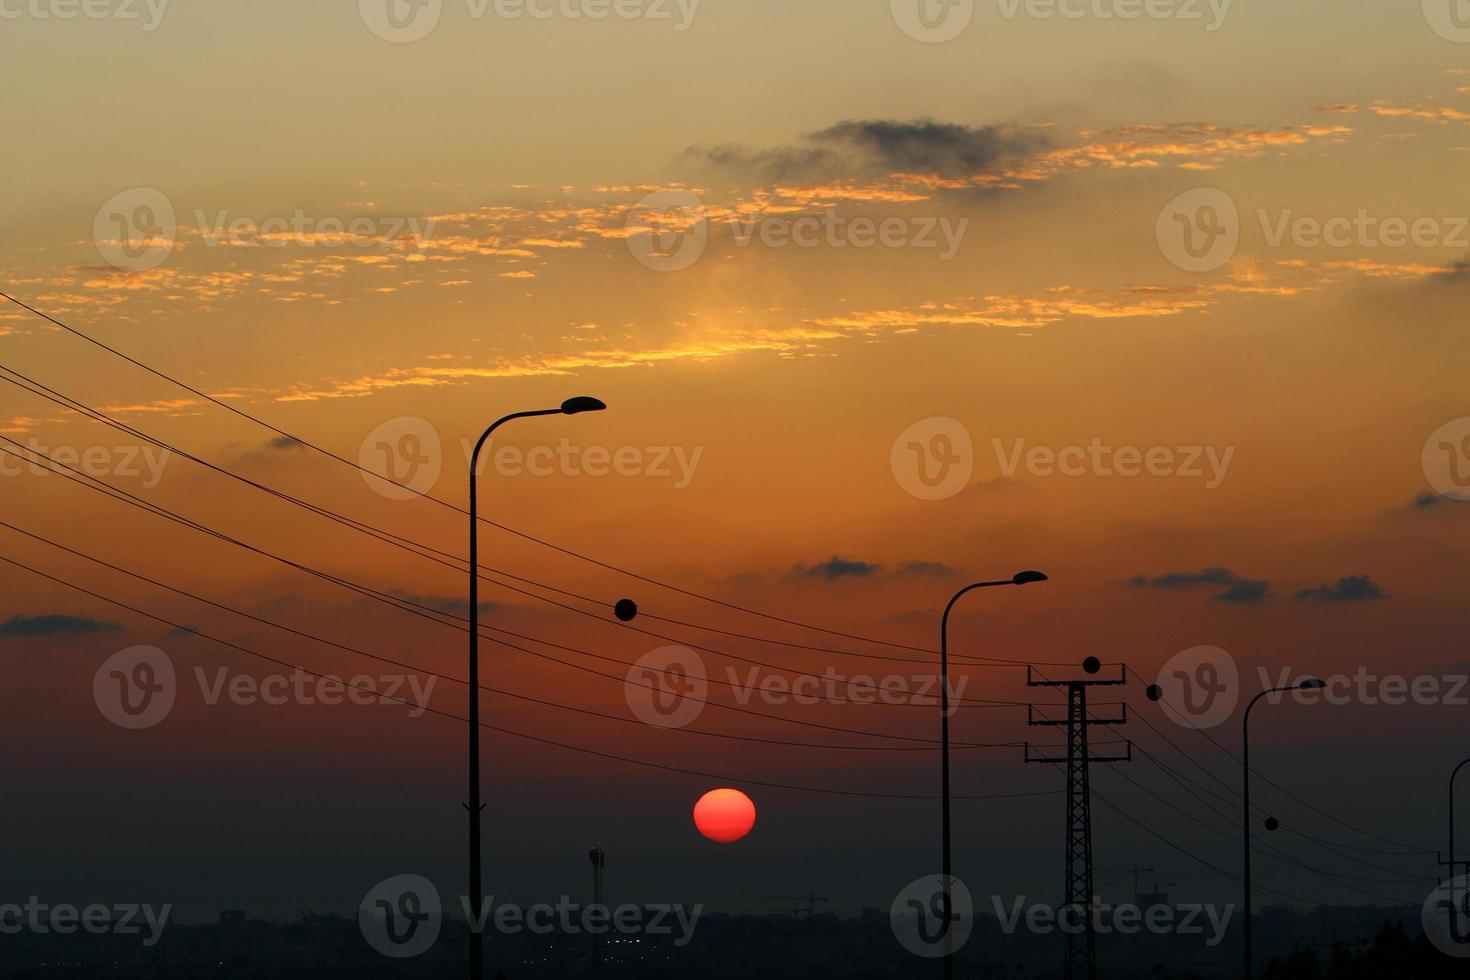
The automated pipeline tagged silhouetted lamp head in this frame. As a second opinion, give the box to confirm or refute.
[1145,684,1164,702]
[561,396,607,415]
[1011,570,1049,586]
[614,598,638,622]
[1298,678,1325,690]
[1082,656,1102,675]
[1264,816,1280,832]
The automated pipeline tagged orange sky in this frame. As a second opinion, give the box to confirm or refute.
[2,0,1469,922]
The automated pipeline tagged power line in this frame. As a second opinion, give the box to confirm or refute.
[0,422,1081,721]
[0,550,1061,803]
[1123,666,1435,856]
[0,289,1074,664]
[0,364,1064,675]
[0,468,1013,749]
[1,517,1054,755]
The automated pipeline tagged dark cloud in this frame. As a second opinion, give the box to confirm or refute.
[388,590,495,617]
[1216,580,1271,604]
[1408,491,1468,511]
[0,613,122,637]
[267,435,306,451]
[1294,575,1387,603]
[687,117,1045,184]
[1429,258,1470,286]
[784,557,963,583]
[793,557,882,582]
[1127,567,1270,604]
[895,561,963,578]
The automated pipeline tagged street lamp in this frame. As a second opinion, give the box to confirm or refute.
[939,570,1048,980]
[466,396,606,980]
[1242,676,1324,980]
[1449,758,1470,930]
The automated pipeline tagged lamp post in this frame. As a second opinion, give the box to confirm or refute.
[466,396,606,980]
[1450,758,1470,929]
[1242,677,1324,980]
[939,570,1048,980]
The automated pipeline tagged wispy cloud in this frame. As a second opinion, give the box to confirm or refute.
[1294,575,1387,603]
[0,613,122,636]
[1127,568,1270,604]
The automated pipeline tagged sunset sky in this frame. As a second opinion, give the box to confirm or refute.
[3,0,1469,927]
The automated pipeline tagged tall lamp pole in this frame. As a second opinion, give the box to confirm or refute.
[939,569,1048,980]
[467,396,607,980]
[1242,677,1324,980]
[1450,758,1470,926]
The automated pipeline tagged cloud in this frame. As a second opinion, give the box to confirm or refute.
[1127,567,1270,604]
[895,560,963,578]
[688,118,1046,184]
[1216,580,1271,604]
[1294,575,1387,603]
[388,590,495,617]
[1409,491,1469,511]
[266,435,306,451]
[784,557,963,582]
[0,613,122,636]
[792,557,882,582]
